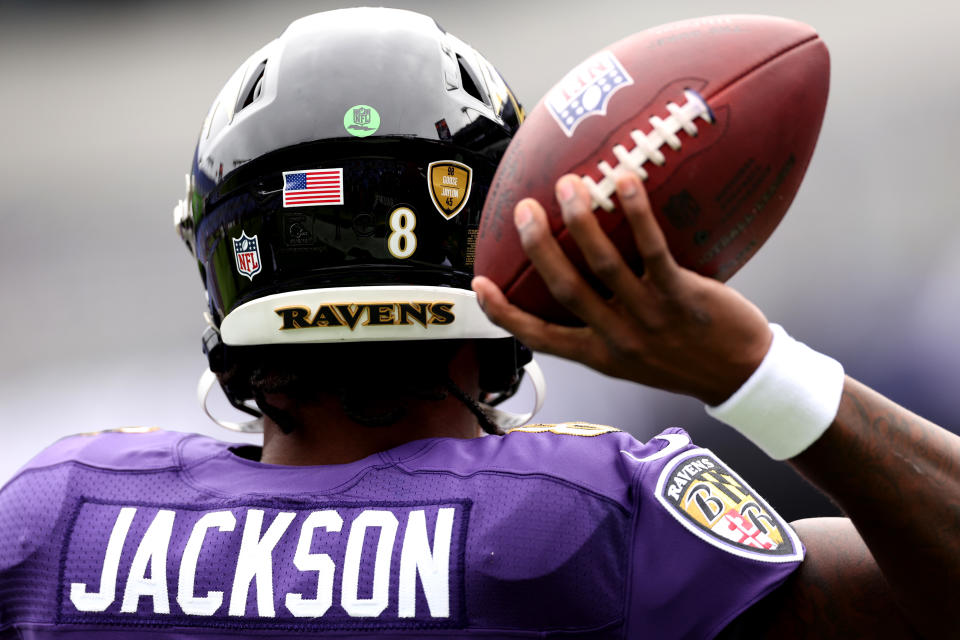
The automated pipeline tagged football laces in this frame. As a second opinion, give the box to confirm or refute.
[583,89,714,211]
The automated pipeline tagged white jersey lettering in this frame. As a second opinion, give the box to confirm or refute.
[398,507,454,618]
[70,506,137,612]
[66,504,461,622]
[285,510,343,618]
[341,510,398,617]
[178,511,236,616]
[229,509,296,617]
[121,509,176,614]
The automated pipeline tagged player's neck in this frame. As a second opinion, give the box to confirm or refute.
[256,391,484,466]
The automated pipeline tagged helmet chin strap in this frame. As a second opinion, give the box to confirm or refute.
[478,360,546,431]
[197,369,264,433]
[196,359,547,435]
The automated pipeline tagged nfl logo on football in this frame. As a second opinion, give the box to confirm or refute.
[233,232,261,280]
[546,50,633,137]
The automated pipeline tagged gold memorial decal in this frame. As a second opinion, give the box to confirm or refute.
[656,448,802,562]
[427,160,473,220]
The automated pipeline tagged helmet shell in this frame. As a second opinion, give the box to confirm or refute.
[176,8,524,343]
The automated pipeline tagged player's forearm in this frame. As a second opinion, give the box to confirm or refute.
[788,376,960,638]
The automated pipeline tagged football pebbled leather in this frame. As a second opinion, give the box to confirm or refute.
[476,15,830,324]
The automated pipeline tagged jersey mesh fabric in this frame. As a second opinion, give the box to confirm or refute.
[0,464,198,626]
[0,428,800,639]
[343,467,628,631]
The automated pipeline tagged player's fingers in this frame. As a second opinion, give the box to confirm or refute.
[513,197,614,328]
[472,275,595,362]
[556,175,644,302]
[617,173,680,290]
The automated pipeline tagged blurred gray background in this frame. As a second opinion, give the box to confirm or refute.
[2,0,958,521]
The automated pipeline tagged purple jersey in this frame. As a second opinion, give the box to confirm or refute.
[0,425,802,639]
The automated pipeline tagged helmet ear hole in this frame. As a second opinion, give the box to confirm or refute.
[237,60,268,113]
[456,54,487,105]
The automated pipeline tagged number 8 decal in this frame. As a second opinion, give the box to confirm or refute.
[387,207,417,259]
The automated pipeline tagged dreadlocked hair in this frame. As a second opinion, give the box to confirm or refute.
[217,340,500,434]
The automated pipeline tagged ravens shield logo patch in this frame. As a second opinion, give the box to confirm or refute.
[656,448,803,562]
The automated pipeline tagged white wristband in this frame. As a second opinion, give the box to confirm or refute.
[705,323,845,460]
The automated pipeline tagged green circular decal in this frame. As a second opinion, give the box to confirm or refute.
[343,105,380,137]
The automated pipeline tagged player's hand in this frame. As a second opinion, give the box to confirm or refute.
[472,173,772,406]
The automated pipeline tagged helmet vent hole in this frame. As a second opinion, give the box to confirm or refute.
[456,54,488,105]
[238,61,268,113]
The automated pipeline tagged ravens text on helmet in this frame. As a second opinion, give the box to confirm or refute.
[275,302,455,331]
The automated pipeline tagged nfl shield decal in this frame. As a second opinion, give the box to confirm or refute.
[233,231,262,280]
[343,104,381,138]
[655,448,802,562]
[546,50,633,137]
[427,161,473,220]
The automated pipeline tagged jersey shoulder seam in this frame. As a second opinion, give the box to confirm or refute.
[396,465,632,516]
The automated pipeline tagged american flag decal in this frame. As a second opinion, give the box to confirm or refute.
[282,169,344,207]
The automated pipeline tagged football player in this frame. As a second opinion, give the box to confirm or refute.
[0,8,956,640]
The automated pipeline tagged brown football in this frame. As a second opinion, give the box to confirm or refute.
[476,15,830,324]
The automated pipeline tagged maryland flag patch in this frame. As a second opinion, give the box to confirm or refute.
[427,160,473,220]
[655,449,802,563]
